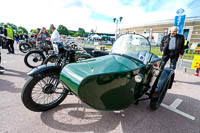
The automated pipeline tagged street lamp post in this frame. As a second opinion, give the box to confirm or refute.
[113,17,123,40]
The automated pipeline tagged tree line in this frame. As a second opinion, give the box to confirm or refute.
[0,22,88,37]
[0,22,114,37]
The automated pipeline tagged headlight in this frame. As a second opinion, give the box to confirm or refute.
[135,74,143,83]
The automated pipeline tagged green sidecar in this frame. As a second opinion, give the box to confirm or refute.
[60,33,175,111]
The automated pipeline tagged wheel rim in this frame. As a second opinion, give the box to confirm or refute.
[27,52,44,67]
[21,44,30,52]
[31,75,68,105]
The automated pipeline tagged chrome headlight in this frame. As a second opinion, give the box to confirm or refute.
[134,74,143,83]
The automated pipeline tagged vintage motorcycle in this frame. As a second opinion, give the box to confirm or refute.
[21,33,174,112]
[19,38,36,53]
[23,40,53,68]
[43,42,109,65]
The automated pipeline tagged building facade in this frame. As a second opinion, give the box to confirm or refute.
[120,16,200,46]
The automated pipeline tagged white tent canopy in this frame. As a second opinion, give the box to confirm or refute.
[90,34,101,39]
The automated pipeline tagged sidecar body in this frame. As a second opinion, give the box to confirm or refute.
[60,34,173,111]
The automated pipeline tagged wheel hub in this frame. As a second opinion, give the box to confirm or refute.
[33,57,39,62]
[43,84,55,94]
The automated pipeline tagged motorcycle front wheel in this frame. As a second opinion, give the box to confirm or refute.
[21,72,69,112]
[24,50,45,68]
[19,43,31,53]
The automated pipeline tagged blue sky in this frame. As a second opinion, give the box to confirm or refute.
[0,0,199,33]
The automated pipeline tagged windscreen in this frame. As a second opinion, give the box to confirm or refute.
[110,34,151,63]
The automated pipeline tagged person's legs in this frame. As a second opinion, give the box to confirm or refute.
[6,39,12,53]
[160,54,170,70]
[170,55,179,70]
[0,46,5,73]
[10,40,14,53]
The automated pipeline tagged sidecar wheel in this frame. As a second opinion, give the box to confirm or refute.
[21,72,69,112]
[150,80,170,110]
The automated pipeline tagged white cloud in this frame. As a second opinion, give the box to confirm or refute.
[0,0,198,33]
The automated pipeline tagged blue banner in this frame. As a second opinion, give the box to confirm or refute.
[174,15,186,35]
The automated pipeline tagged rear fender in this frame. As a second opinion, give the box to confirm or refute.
[27,64,61,78]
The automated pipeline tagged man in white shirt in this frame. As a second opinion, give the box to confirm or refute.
[50,24,60,43]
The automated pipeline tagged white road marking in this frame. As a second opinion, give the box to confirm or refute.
[161,99,195,121]
[170,98,183,108]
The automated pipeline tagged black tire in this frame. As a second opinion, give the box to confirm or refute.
[24,50,45,68]
[150,80,170,110]
[21,72,69,112]
[19,43,31,53]
[43,55,58,65]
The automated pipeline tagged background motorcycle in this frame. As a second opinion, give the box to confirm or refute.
[19,38,36,53]
[24,40,52,68]
[43,42,109,65]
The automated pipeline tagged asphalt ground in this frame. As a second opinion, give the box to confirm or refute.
[0,43,200,133]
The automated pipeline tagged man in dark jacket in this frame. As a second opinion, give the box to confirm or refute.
[160,26,185,70]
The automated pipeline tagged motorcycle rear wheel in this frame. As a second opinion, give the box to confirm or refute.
[21,72,69,112]
[43,54,58,65]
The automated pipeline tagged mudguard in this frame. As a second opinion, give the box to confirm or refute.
[154,68,175,92]
[27,64,61,78]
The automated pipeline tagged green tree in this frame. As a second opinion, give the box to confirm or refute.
[0,22,4,27]
[37,28,41,33]
[77,28,85,37]
[18,26,28,34]
[7,23,18,33]
[47,29,52,34]
[30,29,38,34]
[57,25,68,35]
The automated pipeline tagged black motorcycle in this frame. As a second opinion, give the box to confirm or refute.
[19,38,36,53]
[24,40,52,68]
[43,42,109,65]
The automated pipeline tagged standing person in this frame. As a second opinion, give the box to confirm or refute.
[0,26,5,73]
[15,33,19,44]
[3,25,15,54]
[160,26,185,70]
[49,24,60,43]
[184,39,189,53]
[37,27,50,42]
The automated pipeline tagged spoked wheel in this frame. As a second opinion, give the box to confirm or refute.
[43,55,58,65]
[19,43,31,53]
[150,80,170,110]
[21,72,69,112]
[24,50,45,68]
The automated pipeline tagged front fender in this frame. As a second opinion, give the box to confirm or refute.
[27,64,61,78]
[156,68,175,90]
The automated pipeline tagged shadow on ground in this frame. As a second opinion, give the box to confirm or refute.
[0,78,21,93]
[40,93,200,133]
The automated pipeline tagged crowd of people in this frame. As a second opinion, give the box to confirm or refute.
[0,24,60,74]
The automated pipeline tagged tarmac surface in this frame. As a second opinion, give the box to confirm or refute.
[0,44,200,133]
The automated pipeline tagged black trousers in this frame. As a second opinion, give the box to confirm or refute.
[0,38,2,64]
[160,51,179,70]
[6,39,14,53]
